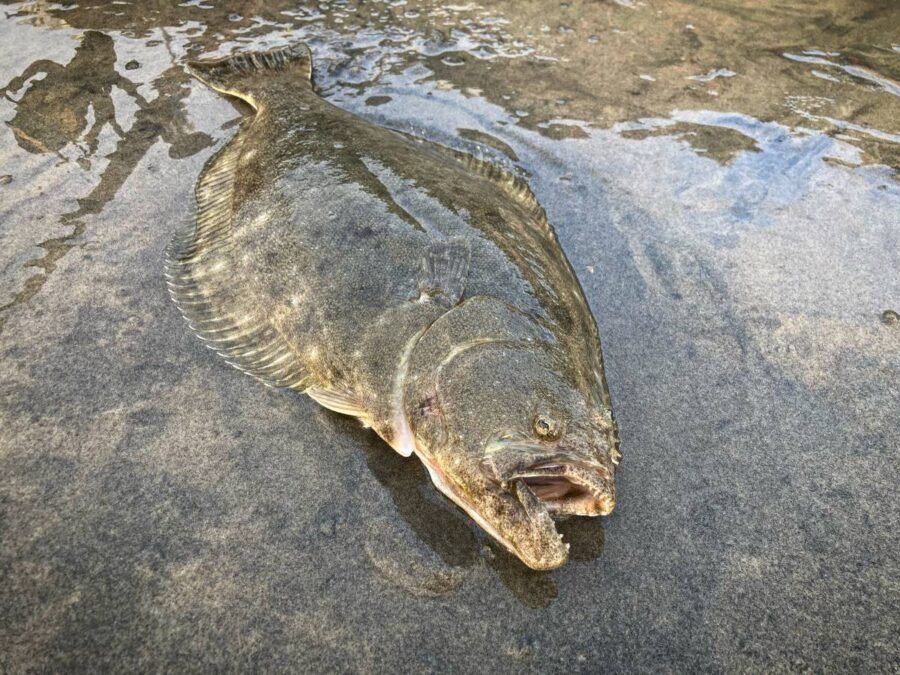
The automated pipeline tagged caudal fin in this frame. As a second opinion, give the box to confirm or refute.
[186,43,313,109]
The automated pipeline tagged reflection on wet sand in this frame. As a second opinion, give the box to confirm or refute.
[619,122,760,165]
[2,31,136,164]
[3,0,897,168]
[0,31,210,333]
[62,64,212,220]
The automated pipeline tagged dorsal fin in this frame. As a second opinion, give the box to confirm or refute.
[165,131,310,391]
[396,129,551,227]
[398,130,611,411]
[444,146,545,215]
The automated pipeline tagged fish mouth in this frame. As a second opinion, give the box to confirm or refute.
[478,445,615,569]
[511,458,615,517]
[420,441,616,571]
[482,442,616,519]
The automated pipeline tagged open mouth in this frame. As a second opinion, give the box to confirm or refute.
[463,444,618,569]
[513,460,615,517]
[522,476,596,508]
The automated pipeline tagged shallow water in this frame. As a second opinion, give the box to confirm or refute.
[0,0,898,671]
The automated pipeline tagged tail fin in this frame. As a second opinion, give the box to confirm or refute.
[186,43,313,109]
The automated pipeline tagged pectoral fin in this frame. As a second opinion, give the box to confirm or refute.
[307,385,371,426]
[416,238,470,306]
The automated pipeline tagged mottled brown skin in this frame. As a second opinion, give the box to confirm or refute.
[171,44,619,570]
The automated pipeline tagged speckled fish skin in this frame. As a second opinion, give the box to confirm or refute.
[167,43,620,570]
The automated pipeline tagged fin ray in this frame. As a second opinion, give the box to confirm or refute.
[186,43,313,109]
[166,131,310,392]
[307,386,370,423]
[397,130,553,233]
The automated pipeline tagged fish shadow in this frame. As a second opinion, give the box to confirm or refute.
[358,421,605,608]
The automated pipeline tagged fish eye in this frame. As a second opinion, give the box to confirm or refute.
[533,414,561,439]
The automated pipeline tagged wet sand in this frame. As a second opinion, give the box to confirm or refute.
[1,1,898,671]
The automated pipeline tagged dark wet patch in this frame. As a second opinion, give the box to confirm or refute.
[536,123,590,140]
[365,94,392,107]
[620,122,761,164]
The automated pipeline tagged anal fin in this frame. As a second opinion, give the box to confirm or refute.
[166,130,309,392]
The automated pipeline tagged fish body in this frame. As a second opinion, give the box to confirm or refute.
[167,44,619,570]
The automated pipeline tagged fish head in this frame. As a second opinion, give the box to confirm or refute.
[407,342,619,570]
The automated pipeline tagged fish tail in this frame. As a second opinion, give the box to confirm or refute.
[186,43,313,109]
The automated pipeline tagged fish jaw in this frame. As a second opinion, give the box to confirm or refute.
[412,443,570,571]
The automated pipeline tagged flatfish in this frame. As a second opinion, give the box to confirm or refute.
[167,44,620,570]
